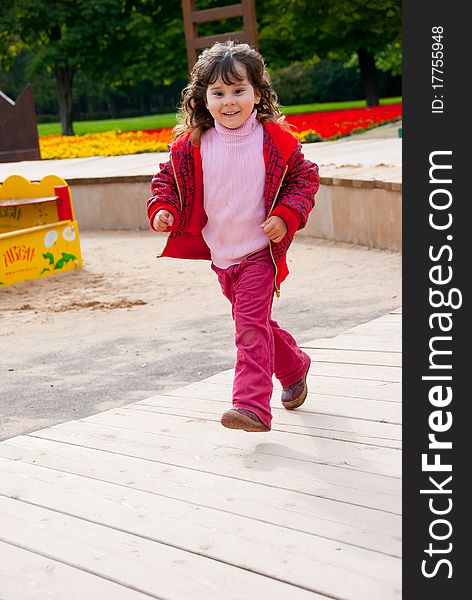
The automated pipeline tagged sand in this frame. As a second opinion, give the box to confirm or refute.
[0,231,401,440]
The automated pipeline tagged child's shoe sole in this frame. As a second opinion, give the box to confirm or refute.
[221,408,270,432]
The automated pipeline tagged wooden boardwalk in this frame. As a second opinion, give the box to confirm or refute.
[0,309,402,600]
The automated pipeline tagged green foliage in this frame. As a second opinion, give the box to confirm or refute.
[0,49,57,111]
[258,0,401,105]
[1,0,401,121]
[0,0,187,132]
[376,42,402,76]
[271,58,400,105]
[271,60,364,104]
[258,0,401,65]
[0,1,19,70]
[1,0,187,82]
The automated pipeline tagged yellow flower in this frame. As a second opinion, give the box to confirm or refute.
[39,130,170,159]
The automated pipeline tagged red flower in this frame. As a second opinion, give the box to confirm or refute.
[285,104,402,140]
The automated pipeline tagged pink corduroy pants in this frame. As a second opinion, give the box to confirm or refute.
[211,246,311,429]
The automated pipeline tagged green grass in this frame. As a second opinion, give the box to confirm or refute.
[38,113,177,136]
[280,96,402,114]
[38,96,402,136]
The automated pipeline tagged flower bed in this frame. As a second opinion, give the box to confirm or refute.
[289,104,402,142]
[39,103,401,159]
[39,129,172,160]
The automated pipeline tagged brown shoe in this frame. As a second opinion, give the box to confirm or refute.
[220,408,270,432]
[281,361,310,410]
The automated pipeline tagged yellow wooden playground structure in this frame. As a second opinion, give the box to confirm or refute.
[0,175,82,287]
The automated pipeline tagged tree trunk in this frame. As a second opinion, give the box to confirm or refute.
[54,65,75,135]
[356,47,379,106]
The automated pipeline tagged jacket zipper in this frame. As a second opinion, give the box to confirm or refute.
[170,154,183,211]
[268,164,288,298]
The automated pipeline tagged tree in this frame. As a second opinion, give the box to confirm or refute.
[0,0,186,134]
[258,0,401,106]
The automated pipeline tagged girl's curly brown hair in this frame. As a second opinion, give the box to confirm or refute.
[173,41,289,143]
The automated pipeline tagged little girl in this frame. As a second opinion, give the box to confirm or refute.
[147,41,319,432]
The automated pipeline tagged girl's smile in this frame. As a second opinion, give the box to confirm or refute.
[205,63,261,129]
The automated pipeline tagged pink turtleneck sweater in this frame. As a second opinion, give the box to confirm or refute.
[200,109,269,269]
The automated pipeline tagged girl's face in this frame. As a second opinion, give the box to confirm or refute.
[205,63,261,129]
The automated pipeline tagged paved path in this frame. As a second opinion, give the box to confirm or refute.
[0,308,402,600]
[0,136,401,188]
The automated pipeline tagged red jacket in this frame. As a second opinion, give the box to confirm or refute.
[147,120,319,295]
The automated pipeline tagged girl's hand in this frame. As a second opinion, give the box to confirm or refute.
[260,216,287,243]
[154,209,174,232]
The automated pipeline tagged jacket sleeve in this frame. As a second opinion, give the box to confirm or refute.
[271,143,320,236]
[147,159,181,232]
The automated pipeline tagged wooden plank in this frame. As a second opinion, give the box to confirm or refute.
[0,439,401,556]
[202,362,401,383]
[21,421,401,513]
[339,331,401,343]
[46,413,402,486]
[126,395,402,448]
[181,0,198,69]
[241,0,258,46]
[0,496,324,600]
[0,540,153,600]
[303,348,401,367]
[309,392,401,422]
[306,374,402,403]
[180,371,402,399]
[299,348,402,367]
[342,329,401,340]
[192,4,243,23]
[0,484,401,600]
[165,380,402,409]
[306,376,401,400]
[0,453,402,562]
[303,336,401,352]
[146,391,401,425]
[308,362,401,382]
[128,404,401,450]
[81,408,400,478]
[135,399,402,447]
[194,31,248,49]
[0,308,402,599]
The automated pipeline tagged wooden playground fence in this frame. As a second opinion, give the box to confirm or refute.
[0,85,41,163]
